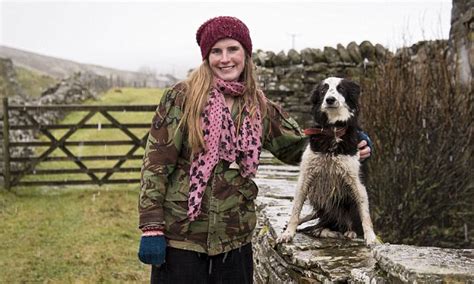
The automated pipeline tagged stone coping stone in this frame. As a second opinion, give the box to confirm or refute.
[373,244,474,283]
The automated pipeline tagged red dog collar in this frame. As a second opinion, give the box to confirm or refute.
[304,127,348,138]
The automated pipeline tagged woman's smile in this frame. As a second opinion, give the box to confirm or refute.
[208,38,245,81]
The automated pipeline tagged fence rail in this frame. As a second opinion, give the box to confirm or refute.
[2,97,156,189]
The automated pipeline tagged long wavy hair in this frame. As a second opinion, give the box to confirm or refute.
[178,54,266,155]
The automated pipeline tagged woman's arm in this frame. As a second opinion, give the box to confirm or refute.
[139,87,184,230]
[262,101,308,165]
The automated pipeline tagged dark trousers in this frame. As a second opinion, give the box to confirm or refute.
[151,243,253,284]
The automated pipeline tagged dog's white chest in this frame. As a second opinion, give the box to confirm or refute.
[301,146,360,177]
[299,146,361,202]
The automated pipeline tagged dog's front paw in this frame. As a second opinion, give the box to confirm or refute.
[277,230,295,243]
[364,232,381,246]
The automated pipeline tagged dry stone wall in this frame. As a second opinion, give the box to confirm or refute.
[252,39,454,129]
[252,41,389,127]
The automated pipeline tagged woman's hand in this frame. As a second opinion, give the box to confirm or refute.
[358,140,371,161]
[138,234,166,266]
[357,131,373,161]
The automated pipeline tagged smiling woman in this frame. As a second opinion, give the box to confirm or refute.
[208,39,246,82]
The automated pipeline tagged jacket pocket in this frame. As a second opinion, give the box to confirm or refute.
[212,172,258,239]
[215,170,257,212]
[236,179,258,235]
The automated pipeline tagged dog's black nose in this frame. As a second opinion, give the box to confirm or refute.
[326,96,336,105]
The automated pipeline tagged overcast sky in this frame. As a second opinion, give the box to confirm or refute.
[1,0,452,78]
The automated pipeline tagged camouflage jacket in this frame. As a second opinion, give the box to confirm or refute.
[139,84,308,255]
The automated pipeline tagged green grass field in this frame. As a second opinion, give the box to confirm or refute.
[0,88,163,282]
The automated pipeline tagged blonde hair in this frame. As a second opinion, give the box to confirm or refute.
[178,54,266,154]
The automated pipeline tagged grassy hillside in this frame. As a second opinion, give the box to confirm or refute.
[15,66,57,97]
[0,45,166,87]
[0,88,163,282]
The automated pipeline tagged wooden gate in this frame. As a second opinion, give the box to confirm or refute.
[2,98,156,189]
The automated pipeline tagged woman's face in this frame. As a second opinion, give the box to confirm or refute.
[208,38,246,82]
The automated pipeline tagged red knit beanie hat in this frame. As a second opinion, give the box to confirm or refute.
[196,16,252,60]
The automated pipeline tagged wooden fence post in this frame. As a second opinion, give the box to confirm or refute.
[3,97,10,190]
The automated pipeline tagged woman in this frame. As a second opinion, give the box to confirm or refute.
[138,16,371,283]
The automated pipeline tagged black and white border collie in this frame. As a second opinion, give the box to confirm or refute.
[278,77,378,246]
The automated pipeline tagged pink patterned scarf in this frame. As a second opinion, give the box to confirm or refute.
[188,78,262,221]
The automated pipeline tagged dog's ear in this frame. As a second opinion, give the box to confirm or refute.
[340,79,360,97]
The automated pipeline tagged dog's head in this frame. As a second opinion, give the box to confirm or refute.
[310,77,360,125]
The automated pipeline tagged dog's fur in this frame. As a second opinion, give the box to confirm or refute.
[278,77,378,245]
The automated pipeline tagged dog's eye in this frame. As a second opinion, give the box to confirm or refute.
[337,85,345,93]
